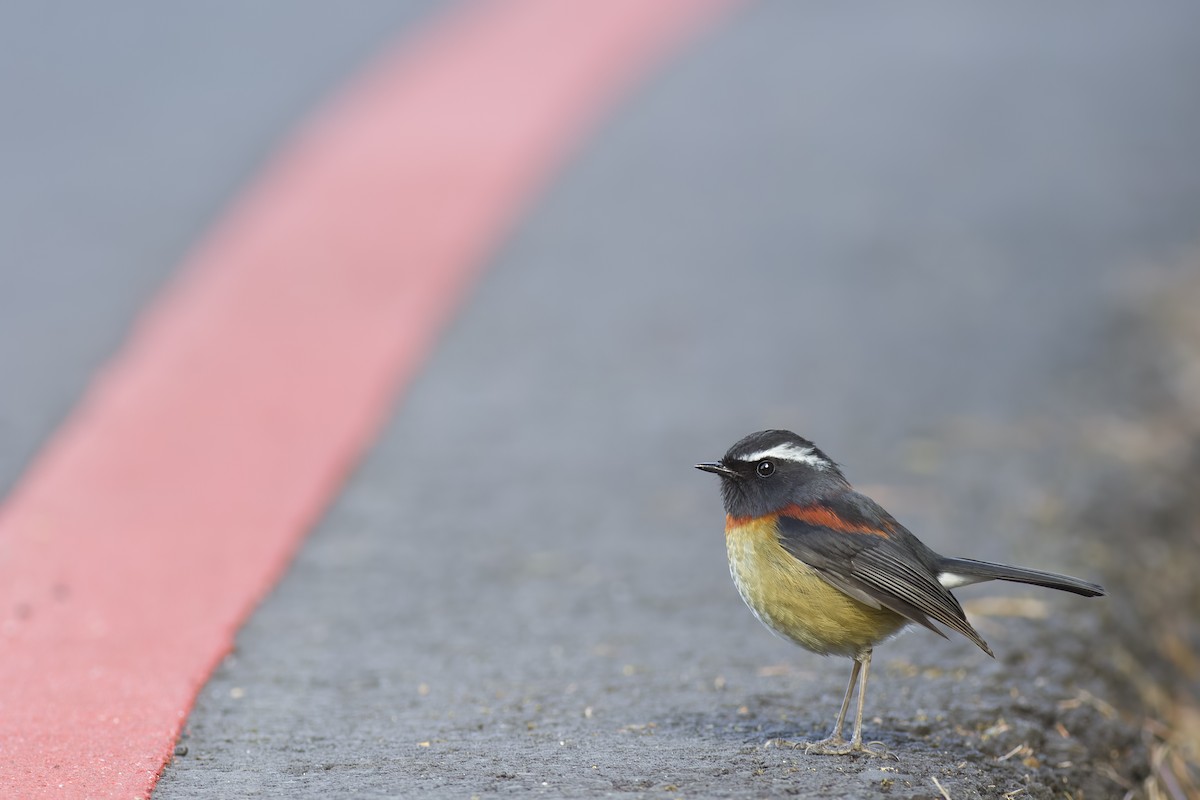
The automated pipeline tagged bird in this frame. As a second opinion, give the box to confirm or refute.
[695,429,1104,756]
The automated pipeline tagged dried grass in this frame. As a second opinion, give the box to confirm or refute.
[1093,261,1200,800]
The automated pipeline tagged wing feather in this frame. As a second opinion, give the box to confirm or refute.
[777,493,993,656]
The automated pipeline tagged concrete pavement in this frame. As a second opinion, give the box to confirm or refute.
[3,2,1199,797]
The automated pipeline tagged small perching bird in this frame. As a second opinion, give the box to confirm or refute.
[696,429,1104,755]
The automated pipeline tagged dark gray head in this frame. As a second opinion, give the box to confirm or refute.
[695,430,848,518]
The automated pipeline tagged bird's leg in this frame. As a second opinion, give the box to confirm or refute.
[815,650,894,758]
[845,649,892,756]
[770,650,893,758]
[800,653,863,754]
[767,657,859,752]
[849,650,896,758]
[825,655,862,744]
[830,652,859,743]
[847,648,870,748]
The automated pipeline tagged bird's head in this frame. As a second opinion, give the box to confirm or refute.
[696,429,848,518]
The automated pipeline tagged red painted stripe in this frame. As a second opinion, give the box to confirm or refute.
[0,1,738,797]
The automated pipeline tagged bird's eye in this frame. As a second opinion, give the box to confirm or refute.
[756,460,775,477]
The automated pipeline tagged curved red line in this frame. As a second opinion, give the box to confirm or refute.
[0,1,740,797]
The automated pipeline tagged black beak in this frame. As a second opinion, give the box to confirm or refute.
[695,461,736,478]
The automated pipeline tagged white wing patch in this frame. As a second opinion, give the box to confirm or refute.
[739,442,829,470]
[937,572,984,589]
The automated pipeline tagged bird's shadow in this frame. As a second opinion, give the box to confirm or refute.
[654,700,935,760]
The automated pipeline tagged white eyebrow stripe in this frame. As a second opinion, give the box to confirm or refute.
[739,442,828,469]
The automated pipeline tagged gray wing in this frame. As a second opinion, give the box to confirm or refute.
[777,495,993,656]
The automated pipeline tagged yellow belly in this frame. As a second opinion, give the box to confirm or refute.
[725,516,907,657]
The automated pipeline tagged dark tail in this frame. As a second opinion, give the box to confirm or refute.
[937,557,1105,597]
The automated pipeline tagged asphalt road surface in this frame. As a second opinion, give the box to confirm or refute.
[4,2,1200,798]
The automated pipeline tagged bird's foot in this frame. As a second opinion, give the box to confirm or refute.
[766,736,896,759]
